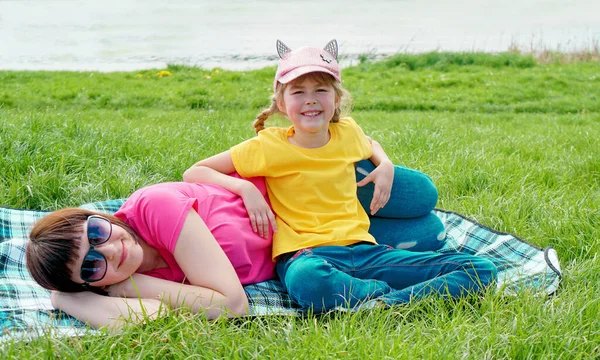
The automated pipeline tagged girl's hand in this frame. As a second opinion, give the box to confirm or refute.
[357,160,394,215]
[239,182,277,238]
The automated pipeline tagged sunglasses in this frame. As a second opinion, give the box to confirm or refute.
[80,215,112,284]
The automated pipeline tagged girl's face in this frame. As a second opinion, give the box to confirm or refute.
[69,220,144,288]
[278,75,340,136]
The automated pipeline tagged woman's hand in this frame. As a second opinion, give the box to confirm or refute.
[49,289,163,330]
[357,160,394,215]
[239,181,277,238]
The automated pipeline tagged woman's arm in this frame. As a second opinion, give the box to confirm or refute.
[51,291,163,331]
[109,209,249,318]
[173,208,249,316]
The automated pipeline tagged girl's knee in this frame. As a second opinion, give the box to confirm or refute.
[283,257,337,304]
[283,256,375,311]
[470,258,498,286]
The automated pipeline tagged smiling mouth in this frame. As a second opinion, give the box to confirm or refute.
[302,111,322,117]
[119,240,128,267]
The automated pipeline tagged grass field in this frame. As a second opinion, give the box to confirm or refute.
[1,52,599,358]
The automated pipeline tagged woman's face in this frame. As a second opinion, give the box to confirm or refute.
[69,220,144,288]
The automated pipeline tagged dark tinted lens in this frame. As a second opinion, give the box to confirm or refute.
[80,250,107,282]
[87,216,111,245]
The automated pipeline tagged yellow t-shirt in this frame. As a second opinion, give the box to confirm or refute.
[230,117,376,260]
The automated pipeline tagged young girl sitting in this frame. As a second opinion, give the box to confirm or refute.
[183,40,497,311]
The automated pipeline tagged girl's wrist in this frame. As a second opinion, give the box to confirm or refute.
[236,179,258,197]
[372,158,393,168]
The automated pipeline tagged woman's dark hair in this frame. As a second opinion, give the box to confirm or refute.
[26,208,137,294]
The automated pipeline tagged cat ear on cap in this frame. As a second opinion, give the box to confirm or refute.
[323,39,338,60]
[276,40,292,59]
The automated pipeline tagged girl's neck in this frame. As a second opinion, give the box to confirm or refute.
[137,240,168,273]
[289,128,331,149]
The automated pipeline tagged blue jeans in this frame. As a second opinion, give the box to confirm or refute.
[356,159,446,251]
[276,243,497,312]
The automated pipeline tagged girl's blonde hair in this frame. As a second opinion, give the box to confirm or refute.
[253,72,352,134]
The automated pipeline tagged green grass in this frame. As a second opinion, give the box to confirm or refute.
[1,52,599,358]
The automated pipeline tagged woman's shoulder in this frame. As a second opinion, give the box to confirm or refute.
[127,182,189,198]
[128,181,265,203]
[123,182,206,210]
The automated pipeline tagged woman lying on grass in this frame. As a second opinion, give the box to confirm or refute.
[26,176,275,330]
[26,161,445,330]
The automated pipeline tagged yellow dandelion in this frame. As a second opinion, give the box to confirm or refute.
[156,70,173,78]
[136,73,143,78]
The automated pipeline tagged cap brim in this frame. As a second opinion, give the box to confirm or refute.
[278,65,340,84]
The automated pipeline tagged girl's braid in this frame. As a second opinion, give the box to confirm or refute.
[253,85,285,134]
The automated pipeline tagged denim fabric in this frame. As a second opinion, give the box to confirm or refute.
[276,243,497,312]
[369,212,446,252]
[356,159,445,251]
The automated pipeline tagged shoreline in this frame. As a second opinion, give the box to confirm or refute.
[1,48,598,73]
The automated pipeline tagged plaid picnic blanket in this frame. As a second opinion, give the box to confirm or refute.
[1,201,561,341]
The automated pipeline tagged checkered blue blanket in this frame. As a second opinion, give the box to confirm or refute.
[0,200,561,340]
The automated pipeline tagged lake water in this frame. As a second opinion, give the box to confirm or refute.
[0,0,598,72]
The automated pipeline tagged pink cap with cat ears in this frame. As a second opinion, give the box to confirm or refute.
[274,39,340,92]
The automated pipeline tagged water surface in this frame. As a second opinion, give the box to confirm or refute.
[0,0,598,71]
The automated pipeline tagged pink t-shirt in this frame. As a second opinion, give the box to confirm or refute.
[114,177,275,285]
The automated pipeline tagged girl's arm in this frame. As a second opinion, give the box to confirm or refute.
[183,150,237,183]
[109,209,249,318]
[357,136,394,215]
[183,151,277,238]
[184,151,252,196]
[367,137,393,168]
[51,291,163,331]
